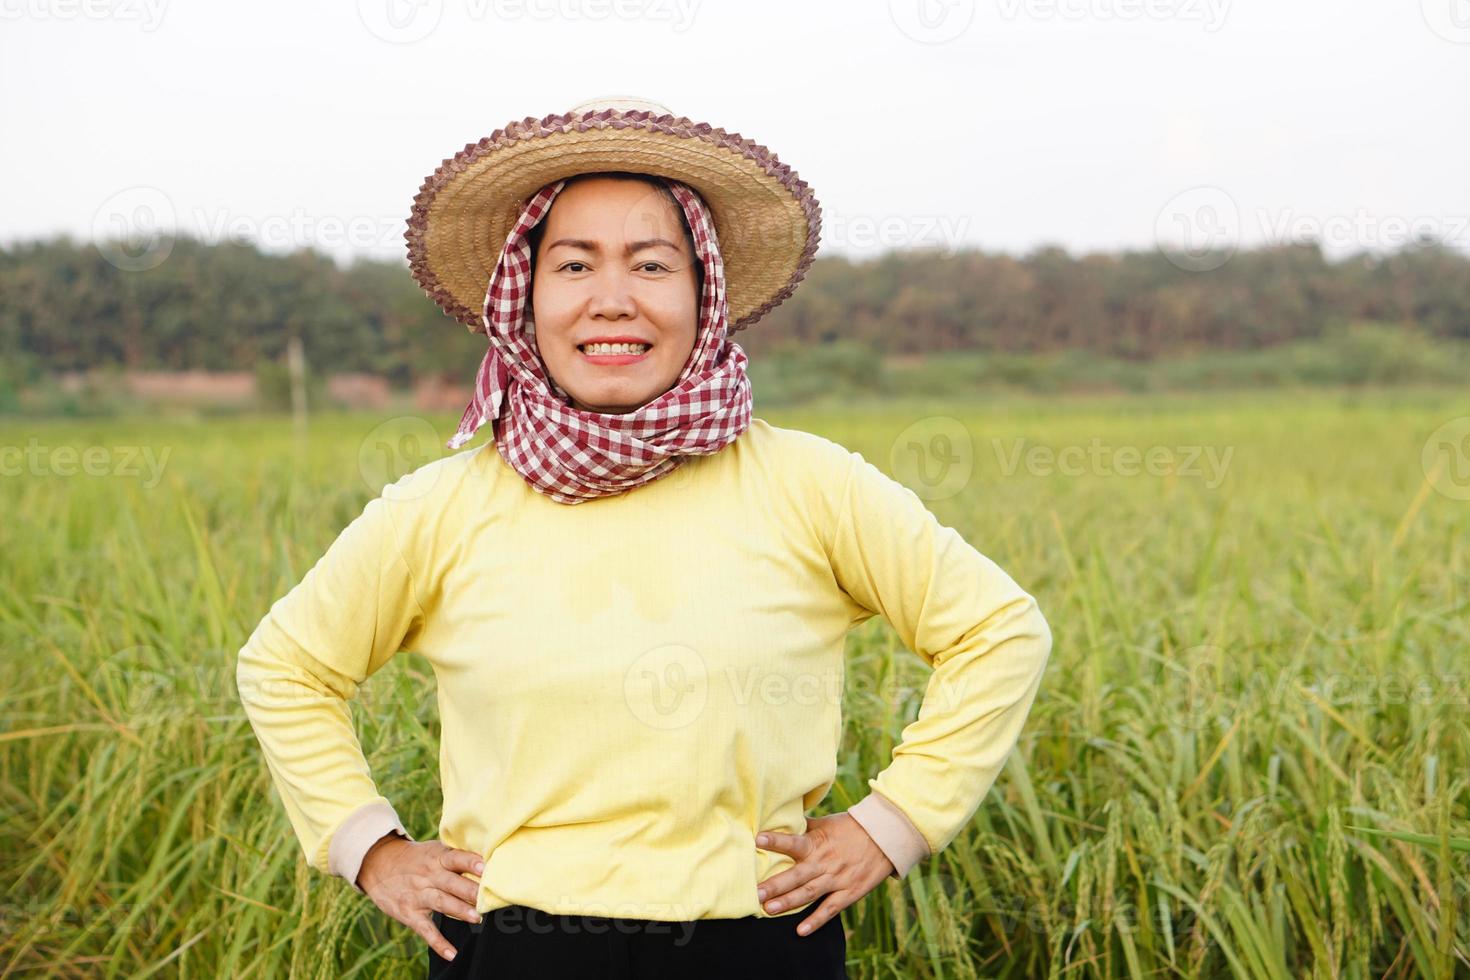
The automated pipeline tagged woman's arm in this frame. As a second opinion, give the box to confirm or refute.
[846,788,931,879]
[235,483,427,891]
[822,444,1054,878]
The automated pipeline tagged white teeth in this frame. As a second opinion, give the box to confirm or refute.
[581,342,650,355]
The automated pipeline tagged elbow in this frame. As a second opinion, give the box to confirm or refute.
[234,630,282,712]
[989,591,1052,675]
[234,642,260,711]
[1023,595,1054,680]
[1032,594,1052,645]
[1024,594,1053,659]
[234,631,354,712]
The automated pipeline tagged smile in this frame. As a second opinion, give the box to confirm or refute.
[578,341,652,365]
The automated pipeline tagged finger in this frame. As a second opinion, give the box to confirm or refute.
[439,847,487,877]
[762,873,835,915]
[427,885,483,925]
[756,861,826,905]
[411,913,460,962]
[755,830,812,859]
[794,893,849,938]
[431,868,483,911]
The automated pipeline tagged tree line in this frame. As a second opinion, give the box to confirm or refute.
[3,235,1468,381]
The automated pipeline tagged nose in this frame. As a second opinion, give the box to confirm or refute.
[586,269,638,321]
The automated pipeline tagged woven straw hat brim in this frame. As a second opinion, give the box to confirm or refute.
[405,106,822,334]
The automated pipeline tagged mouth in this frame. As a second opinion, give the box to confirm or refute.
[577,340,653,366]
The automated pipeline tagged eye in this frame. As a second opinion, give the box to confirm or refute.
[638,262,669,273]
[557,261,589,273]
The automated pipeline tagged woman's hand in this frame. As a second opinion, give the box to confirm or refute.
[754,812,895,936]
[357,835,485,962]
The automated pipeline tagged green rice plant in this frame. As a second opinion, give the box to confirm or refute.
[1,387,1466,977]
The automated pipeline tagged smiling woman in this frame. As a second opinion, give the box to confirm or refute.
[436,166,756,502]
[235,96,1053,980]
[525,173,706,414]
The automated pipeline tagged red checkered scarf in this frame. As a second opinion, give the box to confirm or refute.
[445,176,753,505]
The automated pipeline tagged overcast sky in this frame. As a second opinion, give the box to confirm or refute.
[2,0,1466,269]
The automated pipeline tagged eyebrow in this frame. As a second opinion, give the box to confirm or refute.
[546,237,683,255]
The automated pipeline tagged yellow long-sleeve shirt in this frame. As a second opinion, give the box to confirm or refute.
[235,417,1052,921]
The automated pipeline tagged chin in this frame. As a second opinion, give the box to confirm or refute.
[570,388,654,414]
[565,376,664,413]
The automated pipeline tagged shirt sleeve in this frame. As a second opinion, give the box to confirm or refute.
[846,788,932,879]
[235,484,427,887]
[822,445,1053,866]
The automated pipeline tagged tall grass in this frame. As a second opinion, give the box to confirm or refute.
[1,387,1466,977]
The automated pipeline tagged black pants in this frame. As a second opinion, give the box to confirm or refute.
[426,894,848,979]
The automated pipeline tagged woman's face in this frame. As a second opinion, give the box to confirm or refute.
[531,177,700,414]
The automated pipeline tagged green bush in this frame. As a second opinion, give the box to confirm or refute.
[750,339,890,406]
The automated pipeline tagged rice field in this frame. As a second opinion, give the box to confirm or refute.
[1,385,1467,978]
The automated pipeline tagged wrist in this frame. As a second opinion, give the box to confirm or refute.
[356,830,409,890]
[847,791,931,879]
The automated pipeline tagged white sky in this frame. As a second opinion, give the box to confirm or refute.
[2,0,1466,267]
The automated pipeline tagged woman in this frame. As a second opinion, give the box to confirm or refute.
[236,96,1053,979]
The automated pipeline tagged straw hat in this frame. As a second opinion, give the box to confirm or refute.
[404,95,822,334]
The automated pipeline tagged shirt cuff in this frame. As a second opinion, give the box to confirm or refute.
[846,790,932,879]
[327,801,414,892]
